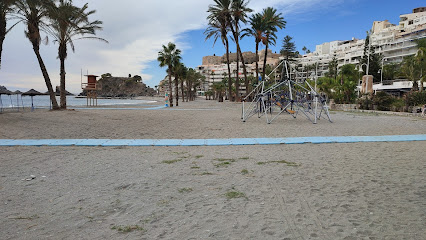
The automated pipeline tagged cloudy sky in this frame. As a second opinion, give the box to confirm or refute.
[0,0,421,94]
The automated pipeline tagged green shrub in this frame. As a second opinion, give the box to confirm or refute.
[357,95,372,110]
[372,92,394,111]
[405,91,426,107]
[391,98,405,112]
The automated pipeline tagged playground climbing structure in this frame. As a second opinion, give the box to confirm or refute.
[241,60,332,124]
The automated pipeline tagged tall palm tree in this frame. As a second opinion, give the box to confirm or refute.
[14,0,59,109]
[205,1,233,101]
[204,3,232,101]
[47,0,106,109]
[185,67,204,101]
[0,0,19,69]
[230,0,252,101]
[175,62,187,102]
[261,7,286,82]
[414,40,425,91]
[172,60,186,106]
[158,42,181,107]
[400,55,420,91]
[242,13,265,84]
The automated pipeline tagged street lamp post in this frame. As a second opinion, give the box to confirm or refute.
[357,63,367,95]
[365,33,372,94]
[380,58,386,84]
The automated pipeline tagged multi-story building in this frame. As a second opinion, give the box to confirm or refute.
[196,49,281,96]
[298,7,425,78]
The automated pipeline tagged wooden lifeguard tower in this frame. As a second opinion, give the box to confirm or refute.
[82,75,100,106]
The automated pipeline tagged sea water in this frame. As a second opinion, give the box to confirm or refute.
[0,95,157,109]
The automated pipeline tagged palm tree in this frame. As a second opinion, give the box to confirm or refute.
[0,0,19,69]
[14,0,59,109]
[261,7,286,82]
[212,81,225,102]
[185,67,204,101]
[230,0,252,101]
[47,0,106,109]
[414,40,426,91]
[179,64,188,101]
[172,60,186,106]
[242,13,265,83]
[206,1,233,101]
[400,55,420,91]
[158,42,181,107]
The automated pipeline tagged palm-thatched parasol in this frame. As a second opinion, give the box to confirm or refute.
[0,89,13,112]
[22,89,46,96]
[13,90,24,111]
[0,89,12,95]
[22,89,46,111]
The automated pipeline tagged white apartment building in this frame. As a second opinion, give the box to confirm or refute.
[196,49,281,96]
[196,63,256,95]
[298,7,426,77]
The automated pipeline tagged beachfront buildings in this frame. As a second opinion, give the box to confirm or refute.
[298,7,426,78]
[196,7,425,95]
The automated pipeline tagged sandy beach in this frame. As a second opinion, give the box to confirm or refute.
[1,98,425,239]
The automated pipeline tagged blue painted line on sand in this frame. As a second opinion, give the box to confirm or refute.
[0,135,425,147]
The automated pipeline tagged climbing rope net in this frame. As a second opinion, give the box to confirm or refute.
[241,60,332,124]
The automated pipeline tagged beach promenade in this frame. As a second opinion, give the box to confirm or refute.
[1,98,425,239]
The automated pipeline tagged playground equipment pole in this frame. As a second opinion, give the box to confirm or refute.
[314,63,318,124]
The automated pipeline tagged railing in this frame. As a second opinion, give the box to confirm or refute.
[381,79,410,85]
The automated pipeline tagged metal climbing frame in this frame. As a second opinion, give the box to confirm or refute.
[242,60,332,124]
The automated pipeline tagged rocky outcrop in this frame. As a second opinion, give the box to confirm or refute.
[202,50,278,65]
[79,76,156,97]
[202,55,223,65]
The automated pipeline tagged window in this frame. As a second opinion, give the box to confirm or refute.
[408,20,413,25]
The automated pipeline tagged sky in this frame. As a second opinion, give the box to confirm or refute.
[0,0,423,94]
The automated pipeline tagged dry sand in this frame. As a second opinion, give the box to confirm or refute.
[1,98,425,239]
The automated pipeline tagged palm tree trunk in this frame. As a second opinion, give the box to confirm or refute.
[255,41,259,81]
[225,38,232,102]
[237,45,249,96]
[180,78,184,102]
[186,79,190,102]
[175,76,179,106]
[33,46,59,110]
[0,15,5,69]
[168,68,173,107]
[0,35,4,69]
[59,57,66,109]
[234,23,240,102]
[262,38,269,82]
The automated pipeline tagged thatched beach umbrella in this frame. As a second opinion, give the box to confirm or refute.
[22,89,46,111]
[0,89,13,112]
[13,90,24,111]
